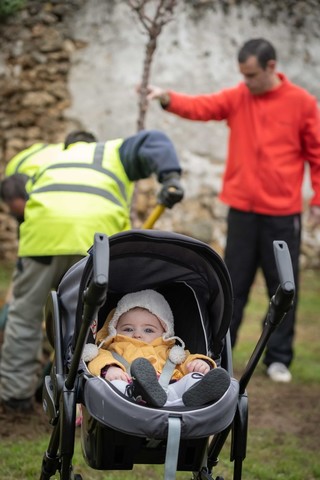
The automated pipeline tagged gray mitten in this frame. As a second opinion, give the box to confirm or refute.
[158,172,184,208]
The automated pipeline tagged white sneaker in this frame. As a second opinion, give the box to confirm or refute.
[266,362,292,383]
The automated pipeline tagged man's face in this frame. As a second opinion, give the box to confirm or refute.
[239,55,276,95]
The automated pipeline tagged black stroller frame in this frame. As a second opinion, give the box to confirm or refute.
[40,230,295,480]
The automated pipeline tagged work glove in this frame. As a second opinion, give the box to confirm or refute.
[158,172,184,209]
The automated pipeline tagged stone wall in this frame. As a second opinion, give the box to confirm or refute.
[0,0,319,267]
[0,0,85,259]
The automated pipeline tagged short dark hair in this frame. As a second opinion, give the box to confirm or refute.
[238,38,276,69]
[0,174,29,202]
[64,130,97,149]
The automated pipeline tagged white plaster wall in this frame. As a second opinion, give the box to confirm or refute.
[65,0,320,201]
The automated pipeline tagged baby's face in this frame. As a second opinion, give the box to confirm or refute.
[116,307,165,343]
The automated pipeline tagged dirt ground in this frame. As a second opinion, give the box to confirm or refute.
[242,371,319,452]
[0,367,318,454]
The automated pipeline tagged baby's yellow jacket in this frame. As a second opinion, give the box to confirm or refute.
[87,335,216,379]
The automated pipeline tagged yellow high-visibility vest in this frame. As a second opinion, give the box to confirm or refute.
[19,139,134,256]
[5,144,63,187]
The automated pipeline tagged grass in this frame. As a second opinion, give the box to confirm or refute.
[233,269,320,382]
[0,266,319,479]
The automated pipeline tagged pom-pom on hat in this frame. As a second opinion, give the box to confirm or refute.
[108,289,175,339]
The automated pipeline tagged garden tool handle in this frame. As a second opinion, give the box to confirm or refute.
[142,204,166,229]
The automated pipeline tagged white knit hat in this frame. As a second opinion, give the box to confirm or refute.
[108,289,175,340]
[82,289,186,364]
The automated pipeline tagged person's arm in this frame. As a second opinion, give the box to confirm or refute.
[145,85,171,108]
[186,358,211,374]
[119,129,181,181]
[165,90,234,121]
[119,129,184,208]
[145,84,236,121]
[87,349,126,377]
[101,365,131,382]
[180,353,216,375]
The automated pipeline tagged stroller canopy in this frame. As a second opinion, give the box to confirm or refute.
[57,229,233,362]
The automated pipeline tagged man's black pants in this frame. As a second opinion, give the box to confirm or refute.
[224,208,301,368]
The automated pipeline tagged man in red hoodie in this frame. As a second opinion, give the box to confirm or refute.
[145,38,320,383]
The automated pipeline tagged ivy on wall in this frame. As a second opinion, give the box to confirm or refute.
[0,0,25,18]
[186,0,320,36]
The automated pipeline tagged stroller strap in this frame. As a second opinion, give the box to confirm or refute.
[109,352,182,480]
[110,352,176,391]
[111,351,131,375]
[165,415,182,480]
[158,358,176,392]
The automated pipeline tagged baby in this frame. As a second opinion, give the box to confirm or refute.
[83,289,230,408]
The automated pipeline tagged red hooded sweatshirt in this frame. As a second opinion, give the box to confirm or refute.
[166,73,320,215]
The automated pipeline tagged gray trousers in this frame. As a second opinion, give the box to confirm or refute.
[0,255,84,401]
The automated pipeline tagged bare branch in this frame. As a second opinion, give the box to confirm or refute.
[127,0,177,130]
[127,0,177,226]
[128,0,177,35]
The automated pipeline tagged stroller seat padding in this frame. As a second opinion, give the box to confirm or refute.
[83,375,239,439]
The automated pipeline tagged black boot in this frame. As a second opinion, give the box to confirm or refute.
[182,368,231,407]
[131,358,167,408]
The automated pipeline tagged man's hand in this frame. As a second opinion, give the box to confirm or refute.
[136,84,170,106]
[158,172,184,208]
[146,85,170,105]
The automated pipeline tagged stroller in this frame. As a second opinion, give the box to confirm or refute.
[40,229,295,480]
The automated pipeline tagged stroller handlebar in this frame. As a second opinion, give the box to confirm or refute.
[65,233,109,391]
[85,232,109,304]
[268,240,295,325]
[273,240,295,292]
[92,233,109,287]
[238,240,295,394]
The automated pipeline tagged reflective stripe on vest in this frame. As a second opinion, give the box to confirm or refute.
[14,144,48,174]
[31,143,128,205]
[19,139,133,256]
[31,183,123,207]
